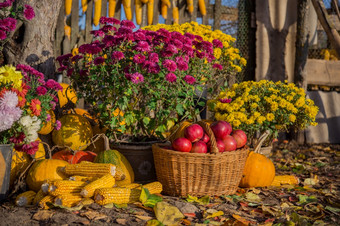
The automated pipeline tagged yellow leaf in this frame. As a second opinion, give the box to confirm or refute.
[154,202,184,225]
[206,210,224,219]
[135,215,153,221]
[146,219,163,226]
[232,214,256,225]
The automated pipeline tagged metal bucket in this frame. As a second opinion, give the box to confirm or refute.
[112,141,161,183]
[0,144,13,201]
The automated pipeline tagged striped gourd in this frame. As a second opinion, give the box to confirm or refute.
[94,187,141,205]
[15,191,36,206]
[117,183,142,189]
[93,0,102,26]
[39,195,55,209]
[147,0,154,25]
[69,175,98,182]
[122,0,132,20]
[135,0,142,25]
[94,150,134,185]
[108,0,116,17]
[63,162,116,177]
[81,0,87,13]
[198,0,206,15]
[65,0,72,15]
[33,189,46,205]
[55,194,83,207]
[49,180,87,196]
[142,182,162,194]
[80,174,116,198]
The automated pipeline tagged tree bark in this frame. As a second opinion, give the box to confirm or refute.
[4,0,62,79]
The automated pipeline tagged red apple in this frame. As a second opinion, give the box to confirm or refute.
[216,139,226,152]
[231,130,247,148]
[191,141,208,153]
[210,121,232,139]
[200,133,210,143]
[184,124,204,142]
[172,137,192,152]
[222,135,237,152]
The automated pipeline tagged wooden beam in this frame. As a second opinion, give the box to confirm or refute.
[306,59,340,86]
[70,0,79,49]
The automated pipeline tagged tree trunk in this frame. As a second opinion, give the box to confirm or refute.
[4,0,62,79]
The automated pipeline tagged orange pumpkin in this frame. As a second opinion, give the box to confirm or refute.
[39,110,56,135]
[52,149,97,164]
[57,83,78,108]
[239,151,276,188]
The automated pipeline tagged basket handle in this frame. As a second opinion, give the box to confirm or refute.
[197,121,219,154]
[254,130,270,154]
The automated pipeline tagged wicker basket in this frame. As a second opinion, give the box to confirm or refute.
[152,121,249,196]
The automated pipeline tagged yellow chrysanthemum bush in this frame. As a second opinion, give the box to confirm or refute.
[143,22,247,85]
[208,80,319,145]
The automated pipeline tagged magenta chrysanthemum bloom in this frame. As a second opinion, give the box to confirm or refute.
[213,63,223,70]
[23,4,35,20]
[125,73,132,80]
[182,44,194,56]
[99,17,120,25]
[56,53,73,66]
[117,27,133,35]
[46,114,51,122]
[184,33,195,40]
[67,68,74,77]
[55,120,61,130]
[100,25,116,34]
[171,31,184,42]
[50,101,56,110]
[0,1,12,8]
[131,72,144,84]
[1,17,17,31]
[163,59,177,72]
[90,30,105,37]
[184,75,196,85]
[212,39,223,48]
[15,140,40,155]
[79,43,102,54]
[147,62,160,74]
[133,54,146,64]
[36,86,47,96]
[177,61,188,71]
[165,44,178,54]
[165,73,177,83]
[112,51,124,61]
[16,64,44,80]
[10,132,25,144]
[94,56,105,65]
[148,53,159,63]
[171,39,183,49]
[45,79,61,90]
[120,20,136,29]
[0,30,6,40]
[135,41,151,52]
[219,98,232,103]
[134,31,146,41]
[196,51,206,59]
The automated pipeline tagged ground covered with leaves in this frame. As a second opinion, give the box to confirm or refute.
[0,142,339,226]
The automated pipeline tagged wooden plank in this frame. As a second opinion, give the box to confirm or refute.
[202,0,208,25]
[101,0,108,27]
[141,3,147,27]
[306,59,340,86]
[114,0,122,20]
[55,0,65,58]
[153,0,160,25]
[178,0,186,24]
[70,0,79,49]
[85,0,93,43]
[213,0,222,30]
[165,0,173,24]
[190,0,198,22]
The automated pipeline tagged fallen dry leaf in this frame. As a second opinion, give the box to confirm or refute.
[32,210,54,221]
[135,215,153,221]
[116,219,127,225]
[81,210,107,221]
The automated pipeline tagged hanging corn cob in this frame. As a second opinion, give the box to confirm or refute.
[198,0,206,16]
[122,0,132,21]
[147,0,154,25]
[173,7,179,24]
[39,195,55,209]
[33,189,46,206]
[141,0,149,3]
[78,198,94,206]
[55,194,83,207]
[81,174,116,198]
[161,0,171,19]
[81,0,88,13]
[15,191,36,206]
[69,175,99,182]
[65,0,72,15]
[62,163,116,177]
[135,0,142,25]
[142,182,162,194]
[94,187,141,205]
[186,0,194,14]
[64,25,71,40]
[93,0,102,26]
[117,182,142,189]
[49,180,88,196]
[108,0,116,17]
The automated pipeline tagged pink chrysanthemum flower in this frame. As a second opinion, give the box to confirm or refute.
[23,4,35,20]
[133,54,146,64]
[36,86,47,96]
[112,51,125,61]
[213,63,223,70]
[135,41,151,52]
[219,98,232,103]
[55,120,61,130]
[183,75,196,85]
[165,73,177,83]
[131,72,144,84]
[163,59,177,72]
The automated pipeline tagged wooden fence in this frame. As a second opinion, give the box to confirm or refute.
[54,0,239,57]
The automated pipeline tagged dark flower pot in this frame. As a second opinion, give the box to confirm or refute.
[0,144,13,202]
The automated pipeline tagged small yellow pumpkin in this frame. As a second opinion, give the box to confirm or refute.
[26,159,69,192]
[39,110,56,135]
[239,151,276,188]
[52,114,93,151]
[57,83,78,108]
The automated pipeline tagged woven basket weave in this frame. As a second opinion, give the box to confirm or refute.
[152,121,249,196]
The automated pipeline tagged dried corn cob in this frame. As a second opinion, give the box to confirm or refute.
[81,0,88,13]
[108,0,116,17]
[147,0,154,25]
[118,183,142,189]
[81,174,115,198]
[141,0,149,3]
[63,163,116,177]
[33,189,46,205]
[94,188,141,205]
[271,175,299,186]
[78,198,94,206]
[198,0,206,16]
[93,0,102,26]
[186,0,194,13]
[49,180,87,196]
[135,0,142,25]
[173,7,179,24]
[15,191,36,206]
[65,0,72,15]
[55,194,83,207]
[69,175,99,182]
[39,195,55,209]
[161,2,168,19]
[64,25,71,40]
[142,182,162,194]
[122,0,132,21]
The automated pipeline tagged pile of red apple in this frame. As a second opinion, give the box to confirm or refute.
[171,121,247,153]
